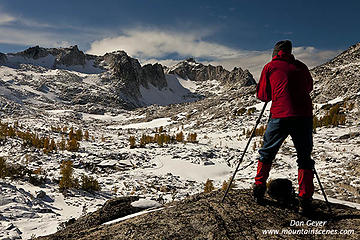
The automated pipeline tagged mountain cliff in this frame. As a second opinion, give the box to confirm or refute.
[102,50,167,102]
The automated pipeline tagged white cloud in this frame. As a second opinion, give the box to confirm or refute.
[87,28,248,59]
[0,7,70,49]
[89,28,340,80]
[292,47,341,68]
[0,7,56,28]
[0,27,73,49]
[0,14,15,25]
[0,8,16,25]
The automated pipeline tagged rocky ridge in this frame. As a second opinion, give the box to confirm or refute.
[311,42,360,102]
[166,58,256,86]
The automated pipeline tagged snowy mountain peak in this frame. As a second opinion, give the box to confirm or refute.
[103,50,142,72]
[11,45,86,64]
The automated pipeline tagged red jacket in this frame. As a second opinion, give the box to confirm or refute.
[257,50,313,118]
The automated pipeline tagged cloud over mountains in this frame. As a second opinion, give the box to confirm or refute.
[88,28,340,79]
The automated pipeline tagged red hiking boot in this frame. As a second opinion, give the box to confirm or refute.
[298,169,314,215]
[255,161,272,185]
[253,161,272,203]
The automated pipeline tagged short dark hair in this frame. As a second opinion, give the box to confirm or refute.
[272,40,292,57]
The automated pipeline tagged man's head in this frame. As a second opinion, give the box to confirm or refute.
[272,40,292,57]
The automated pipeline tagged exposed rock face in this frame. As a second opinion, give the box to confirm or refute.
[54,45,86,67]
[56,196,142,234]
[20,46,50,59]
[104,51,166,89]
[10,45,88,68]
[104,51,143,99]
[0,52,7,65]
[167,58,256,86]
[142,63,167,89]
[37,189,360,240]
[311,42,360,102]
[103,51,167,101]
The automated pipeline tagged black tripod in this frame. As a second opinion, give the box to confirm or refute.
[221,102,268,203]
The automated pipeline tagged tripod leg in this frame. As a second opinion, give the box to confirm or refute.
[313,167,332,213]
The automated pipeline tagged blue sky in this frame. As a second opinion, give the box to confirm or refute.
[0,0,359,77]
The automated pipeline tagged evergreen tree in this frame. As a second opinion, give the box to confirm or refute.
[69,127,75,140]
[204,179,215,193]
[176,131,184,142]
[66,138,79,152]
[129,136,136,148]
[84,130,89,141]
[81,174,100,191]
[76,129,83,141]
[58,137,66,151]
[0,157,8,179]
[221,177,237,191]
[59,160,75,190]
[139,135,146,147]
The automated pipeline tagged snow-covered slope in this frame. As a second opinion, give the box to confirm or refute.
[0,65,200,115]
[139,74,200,106]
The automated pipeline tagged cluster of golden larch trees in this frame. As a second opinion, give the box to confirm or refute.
[129,126,198,148]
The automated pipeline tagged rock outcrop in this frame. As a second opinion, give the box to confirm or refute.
[53,45,86,67]
[105,52,167,90]
[103,51,167,101]
[167,58,256,86]
[56,196,142,234]
[0,52,6,65]
[20,45,50,60]
[311,42,360,102]
[142,63,167,89]
[21,45,90,65]
[37,189,360,240]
